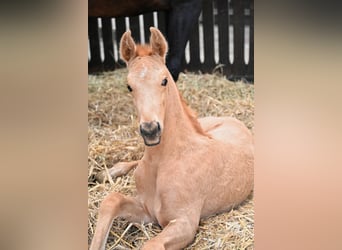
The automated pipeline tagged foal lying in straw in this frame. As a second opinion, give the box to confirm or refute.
[90,27,254,250]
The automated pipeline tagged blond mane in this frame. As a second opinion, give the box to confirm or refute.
[179,93,210,138]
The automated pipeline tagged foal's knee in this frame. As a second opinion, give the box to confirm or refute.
[163,218,199,249]
[98,193,123,215]
[141,240,165,250]
[178,218,198,239]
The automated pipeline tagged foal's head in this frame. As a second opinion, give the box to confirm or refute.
[120,27,171,146]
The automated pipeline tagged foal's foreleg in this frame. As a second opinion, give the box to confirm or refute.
[142,216,200,250]
[89,192,150,250]
[96,160,139,182]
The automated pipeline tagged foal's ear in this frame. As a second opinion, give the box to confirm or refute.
[120,30,136,63]
[150,27,168,63]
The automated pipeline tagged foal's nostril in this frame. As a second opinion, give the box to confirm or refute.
[139,124,144,135]
[157,122,161,131]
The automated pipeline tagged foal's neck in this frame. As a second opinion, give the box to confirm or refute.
[146,79,208,155]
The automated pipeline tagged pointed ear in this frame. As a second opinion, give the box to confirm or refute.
[149,27,168,63]
[120,30,136,63]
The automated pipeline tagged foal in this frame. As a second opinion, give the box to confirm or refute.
[90,27,254,250]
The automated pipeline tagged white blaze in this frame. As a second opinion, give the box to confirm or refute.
[139,65,147,78]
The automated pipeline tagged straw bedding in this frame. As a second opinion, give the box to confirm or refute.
[88,69,254,249]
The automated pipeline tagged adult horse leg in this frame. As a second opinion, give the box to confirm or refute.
[95,161,139,182]
[89,192,151,250]
[166,0,203,81]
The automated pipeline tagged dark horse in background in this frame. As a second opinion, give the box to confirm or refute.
[89,0,203,81]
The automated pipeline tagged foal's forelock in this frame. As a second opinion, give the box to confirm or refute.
[135,45,153,57]
[128,57,166,84]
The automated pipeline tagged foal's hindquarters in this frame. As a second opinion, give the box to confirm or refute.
[198,116,254,215]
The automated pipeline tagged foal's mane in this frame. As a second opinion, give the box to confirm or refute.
[179,93,210,138]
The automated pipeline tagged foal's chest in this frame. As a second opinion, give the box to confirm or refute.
[133,162,159,217]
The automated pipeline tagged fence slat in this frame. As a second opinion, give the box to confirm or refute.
[129,15,141,43]
[101,17,115,70]
[247,0,254,80]
[188,18,201,70]
[202,0,215,71]
[216,0,231,76]
[157,11,167,37]
[88,0,254,82]
[143,12,154,43]
[231,0,245,80]
[115,17,126,66]
[88,17,102,72]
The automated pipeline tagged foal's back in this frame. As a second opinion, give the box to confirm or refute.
[199,116,253,150]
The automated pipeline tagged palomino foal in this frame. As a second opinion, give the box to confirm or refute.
[90,27,254,250]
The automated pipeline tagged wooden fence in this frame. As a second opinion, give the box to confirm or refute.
[88,0,254,82]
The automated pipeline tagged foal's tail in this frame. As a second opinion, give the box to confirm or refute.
[95,160,139,183]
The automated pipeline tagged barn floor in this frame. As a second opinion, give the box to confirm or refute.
[88,69,254,249]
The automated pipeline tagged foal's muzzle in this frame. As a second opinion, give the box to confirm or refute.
[139,121,161,146]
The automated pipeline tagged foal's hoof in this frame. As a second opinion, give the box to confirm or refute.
[95,166,122,183]
[95,170,106,183]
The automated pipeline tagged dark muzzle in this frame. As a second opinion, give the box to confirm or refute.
[139,121,161,146]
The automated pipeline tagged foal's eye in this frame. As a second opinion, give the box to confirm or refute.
[161,78,168,86]
[127,85,132,92]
